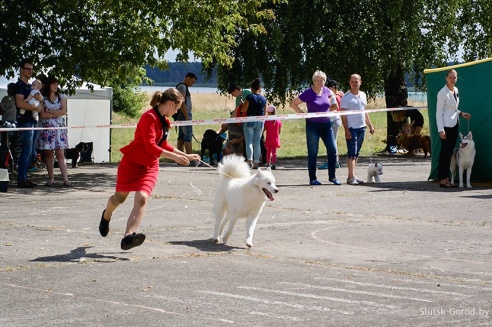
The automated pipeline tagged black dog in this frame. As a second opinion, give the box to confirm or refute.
[65,142,89,168]
[200,129,224,166]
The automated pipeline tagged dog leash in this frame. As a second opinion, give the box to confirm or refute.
[188,159,248,196]
[197,159,247,181]
[367,132,374,164]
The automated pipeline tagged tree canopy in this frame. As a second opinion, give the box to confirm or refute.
[212,0,492,105]
[0,0,274,91]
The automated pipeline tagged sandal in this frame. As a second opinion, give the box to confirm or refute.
[63,180,71,187]
[121,233,146,250]
[439,180,452,188]
[44,180,55,187]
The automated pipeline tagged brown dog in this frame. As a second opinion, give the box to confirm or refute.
[396,132,431,158]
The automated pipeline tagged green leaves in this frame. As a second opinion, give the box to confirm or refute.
[0,0,268,92]
[214,0,491,104]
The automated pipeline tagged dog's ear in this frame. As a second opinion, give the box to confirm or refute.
[468,131,473,139]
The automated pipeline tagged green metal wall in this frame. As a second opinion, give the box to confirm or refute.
[424,58,492,182]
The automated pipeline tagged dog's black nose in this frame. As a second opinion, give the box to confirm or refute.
[274,189,279,193]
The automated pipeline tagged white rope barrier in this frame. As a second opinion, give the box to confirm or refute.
[0,106,427,132]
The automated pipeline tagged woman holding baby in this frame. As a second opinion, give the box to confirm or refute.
[436,69,471,188]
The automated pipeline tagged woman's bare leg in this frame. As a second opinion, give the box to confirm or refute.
[45,150,54,183]
[54,149,69,184]
[103,191,129,221]
[124,191,148,236]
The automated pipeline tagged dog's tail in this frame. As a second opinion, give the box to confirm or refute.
[218,155,250,179]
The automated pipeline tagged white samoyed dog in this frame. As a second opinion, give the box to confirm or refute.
[450,131,476,188]
[367,162,383,183]
[213,155,279,247]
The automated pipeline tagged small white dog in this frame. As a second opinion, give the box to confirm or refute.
[213,155,279,247]
[450,131,476,188]
[367,162,383,183]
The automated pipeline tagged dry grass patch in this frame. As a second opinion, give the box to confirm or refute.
[110,92,428,163]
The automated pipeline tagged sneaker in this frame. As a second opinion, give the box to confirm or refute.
[347,177,359,185]
[121,233,146,250]
[309,180,322,186]
[329,178,341,186]
[388,146,397,154]
[335,162,341,169]
[318,162,328,170]
[28,166,38,172]
[354,176,365,184]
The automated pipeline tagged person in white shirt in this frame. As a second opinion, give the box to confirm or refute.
[340,74,375,185]
[435,69,471,188]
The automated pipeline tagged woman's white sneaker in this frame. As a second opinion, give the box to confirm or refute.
[347,177,359,185]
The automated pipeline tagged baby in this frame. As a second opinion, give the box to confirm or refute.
[22,79,42,120]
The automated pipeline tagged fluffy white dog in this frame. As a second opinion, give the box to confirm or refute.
[450,131,476,188]
[213,155,279,247]
[367,162,383,183]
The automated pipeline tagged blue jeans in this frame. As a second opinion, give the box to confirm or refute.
[17,122,35,182]
[243,121,264,163]
[306,119,337,181]
[346,127,366,159]
[31,128,39,164]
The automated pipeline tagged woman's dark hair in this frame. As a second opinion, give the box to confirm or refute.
[159,87,184,105]
[42,76,59,98]
[150,91,162,107]
[7,83,16,97]
[250,78,261,91]
[446,69,457,77]
[326,80,339,89]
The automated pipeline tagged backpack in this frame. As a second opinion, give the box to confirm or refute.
[173,82,189,121]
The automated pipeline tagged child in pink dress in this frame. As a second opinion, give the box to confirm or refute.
[263,105,282,169]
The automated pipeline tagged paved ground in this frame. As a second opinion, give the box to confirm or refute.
[1,155,491,327]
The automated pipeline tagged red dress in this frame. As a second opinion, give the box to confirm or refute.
[116,108,174,196]
[264,120,282,148]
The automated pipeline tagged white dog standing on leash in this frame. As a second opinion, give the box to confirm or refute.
[450,131,476,188]
[213,155,279,247]
[367,163,383,183]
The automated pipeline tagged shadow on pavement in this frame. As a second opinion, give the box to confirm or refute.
[168,239,243,252]
[30,246,130,262]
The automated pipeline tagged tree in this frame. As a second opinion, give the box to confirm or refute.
[0,0,274,92]
[212,0,491,150]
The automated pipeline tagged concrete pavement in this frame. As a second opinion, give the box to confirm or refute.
[1,155,491,326]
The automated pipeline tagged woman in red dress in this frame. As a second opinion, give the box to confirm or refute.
[99,88,200,250]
